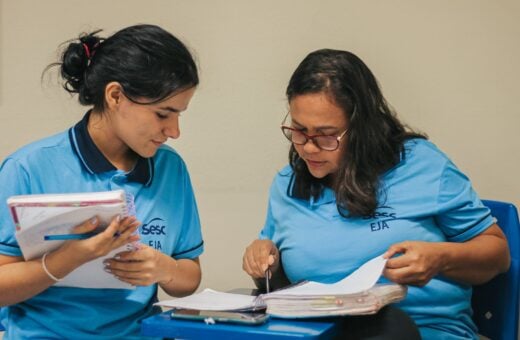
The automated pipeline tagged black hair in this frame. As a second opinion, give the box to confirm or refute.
[45,24,199,110]
[286,49,426,217]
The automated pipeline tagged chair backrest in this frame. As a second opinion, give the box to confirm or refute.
[472,200,520,340]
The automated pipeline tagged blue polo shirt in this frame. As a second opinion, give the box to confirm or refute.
[260,139,494,340]
[0,112,204,339]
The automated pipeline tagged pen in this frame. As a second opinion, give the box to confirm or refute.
[265,268,271,293]
[44,232,97,241]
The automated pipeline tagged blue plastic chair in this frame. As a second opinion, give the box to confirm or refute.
[472,200,520,340]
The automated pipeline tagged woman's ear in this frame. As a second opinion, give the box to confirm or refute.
[104,82,124,110]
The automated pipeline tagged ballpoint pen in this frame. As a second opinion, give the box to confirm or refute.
[265,268,271,293]
[44,232,97,241]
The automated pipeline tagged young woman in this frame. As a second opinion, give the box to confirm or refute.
[243,49,510,339]
[0,24,203,339]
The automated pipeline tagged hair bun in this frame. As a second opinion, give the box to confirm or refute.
[60,30,102,94]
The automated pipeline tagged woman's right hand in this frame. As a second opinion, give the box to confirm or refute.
[59,215,141,264]
[242,239,280,279]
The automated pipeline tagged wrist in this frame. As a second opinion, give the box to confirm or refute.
[41,250,75,282]
[54,244,91,267]
[437,242,452,274]
[41,252,63,282]
[158,256,179,286]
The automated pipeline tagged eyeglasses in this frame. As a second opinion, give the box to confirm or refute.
[280,112,348,151]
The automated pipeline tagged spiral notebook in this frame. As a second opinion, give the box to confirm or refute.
[8,190,137,289]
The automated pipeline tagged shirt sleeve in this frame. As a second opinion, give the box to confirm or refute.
[0,158,29,256]
[171,164,204,259]
[259,179,278,240]
[434,160,494,242]
[259,200,275,240]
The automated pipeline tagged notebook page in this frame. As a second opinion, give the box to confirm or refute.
[266,255,387,297]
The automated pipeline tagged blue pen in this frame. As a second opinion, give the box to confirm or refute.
[44,232,97,241]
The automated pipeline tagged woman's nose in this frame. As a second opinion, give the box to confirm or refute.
[302,138,320,153]
[164,116,180,139]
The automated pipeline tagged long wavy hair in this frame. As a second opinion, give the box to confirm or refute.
[286,49,426,217]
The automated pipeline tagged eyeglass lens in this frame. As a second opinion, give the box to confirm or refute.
[282,128,339,151]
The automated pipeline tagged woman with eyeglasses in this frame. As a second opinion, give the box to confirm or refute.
[0,24,203,339]
[242,49,510,339]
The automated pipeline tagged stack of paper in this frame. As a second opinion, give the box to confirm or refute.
[261,256,406,317]
[262,283,406,317]
[157,255,407,318]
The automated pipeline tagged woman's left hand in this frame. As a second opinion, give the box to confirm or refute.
[103,245,172,286]
[383,241,445,286]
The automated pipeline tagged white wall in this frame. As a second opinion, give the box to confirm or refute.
[1,1,519,299]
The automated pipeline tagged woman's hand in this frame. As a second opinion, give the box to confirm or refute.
[242,239,280,279]
[384,225,510,286]
[383,241,445,286]
[59,215,141,264]
[103,245,172,287]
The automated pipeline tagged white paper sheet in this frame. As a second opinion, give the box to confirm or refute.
[156,288,261,311]
[267,255,387,296]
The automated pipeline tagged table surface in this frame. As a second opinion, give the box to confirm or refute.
[141,310,340,339]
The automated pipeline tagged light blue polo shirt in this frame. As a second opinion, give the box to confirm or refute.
[0,112,204,339]
[260,139,494,340]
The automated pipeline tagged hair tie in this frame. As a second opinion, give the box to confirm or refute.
[82,43,91,59]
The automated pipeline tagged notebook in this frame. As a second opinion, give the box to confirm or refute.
[8,190,137,289]
[157,255,407,318]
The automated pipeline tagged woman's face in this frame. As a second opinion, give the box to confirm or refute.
[111,87,196,158]
[289,93,348,179]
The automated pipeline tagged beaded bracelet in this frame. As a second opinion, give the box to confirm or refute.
[42,252,62,282]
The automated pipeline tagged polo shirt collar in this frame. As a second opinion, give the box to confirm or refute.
[288,172,336,206]
[68,111,154,186]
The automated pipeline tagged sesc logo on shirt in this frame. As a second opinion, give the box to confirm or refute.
[363,206,397,232]
[141,217,166,250]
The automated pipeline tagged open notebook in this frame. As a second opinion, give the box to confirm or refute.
[8,190,137,289]
[157,255,407,318]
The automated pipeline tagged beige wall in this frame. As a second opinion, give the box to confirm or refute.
[1,0,519,300]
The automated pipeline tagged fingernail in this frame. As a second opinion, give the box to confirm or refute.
[104,268,111,273]
[114,255,121,260]
[91,216,98,224]
[116,215,121,222]
[103,261,110,267]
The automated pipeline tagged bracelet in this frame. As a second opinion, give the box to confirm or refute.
[42,252,62,282]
